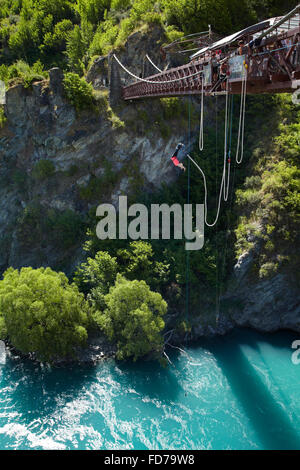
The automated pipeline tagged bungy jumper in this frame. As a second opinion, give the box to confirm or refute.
[170,143,186,172]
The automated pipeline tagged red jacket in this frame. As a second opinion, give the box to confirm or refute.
[171,156,180,167]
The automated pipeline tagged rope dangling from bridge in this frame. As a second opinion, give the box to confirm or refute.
[223,80,231,203]
[235,68,247,164]
[198,77,204,151]
[185,96,192,321]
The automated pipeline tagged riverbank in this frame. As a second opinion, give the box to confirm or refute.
[3,316,299,366]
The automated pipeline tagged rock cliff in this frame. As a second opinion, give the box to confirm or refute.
[224,249,300,334]
[0,43,186,274]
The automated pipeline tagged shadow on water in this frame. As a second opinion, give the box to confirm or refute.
[117,356,182,402]
[208,330,300,450]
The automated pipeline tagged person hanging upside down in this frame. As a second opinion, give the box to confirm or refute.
[170,143,186,172]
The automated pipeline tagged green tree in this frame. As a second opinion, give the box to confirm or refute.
[74,251,118,308]
[0,267,92,361]
[95,274,167,360]
[66,25,86,74]
[117,241,170,290]
[43,19,73,52]
[77,0,111,25]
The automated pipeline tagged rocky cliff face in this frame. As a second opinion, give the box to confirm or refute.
[223,248,300,334]
[0,64,185,275]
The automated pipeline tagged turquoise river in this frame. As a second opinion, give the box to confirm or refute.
[0,329,299,450]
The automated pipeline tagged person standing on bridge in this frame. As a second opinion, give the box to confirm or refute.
[238,40,246,56]
[170,143,186,172]
[220,60,228,90]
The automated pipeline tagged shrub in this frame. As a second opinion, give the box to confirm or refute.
[32,159,55,180]
[0,106,6,128]
[114,17,136,47]
[3,60,48,88]
[88,20,119,56]
[108,105,125,129]
[77,0,111,25]
[111,0,131,11]
[66,163,79,176]
[259,261,278,279]
[94,274,167,360]
[78,176,101,200]
[79,163,119,200]
[63,72,94,111]
[0,267,91,361]
[234,219,258,256]
[130,0,156,23]
[46,208,86,249]
[12,169,27,190]
[164,26,184,43]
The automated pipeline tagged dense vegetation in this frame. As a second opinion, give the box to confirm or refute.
[74,245,168,360]
[0,1,299,363]
[0,249,167,362]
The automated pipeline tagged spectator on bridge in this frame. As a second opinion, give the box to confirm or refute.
[212,52,219,82]
[220,61,228,90]
[238,40,246,55]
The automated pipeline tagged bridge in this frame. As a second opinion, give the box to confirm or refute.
[120,5,300,100]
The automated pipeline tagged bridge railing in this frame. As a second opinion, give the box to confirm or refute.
[122,61,204,100]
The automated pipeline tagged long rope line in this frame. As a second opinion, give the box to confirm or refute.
[223,82,231,202]
[216,92,234,320]
[215,95,219,317]
[198,76,204,151]
[185,97,191,321]
[145,54,163,73]
[235,69,247,164]
[220,94,235,311]
[113,54,203,84]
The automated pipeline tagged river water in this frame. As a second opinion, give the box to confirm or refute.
[0,329,299,450]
